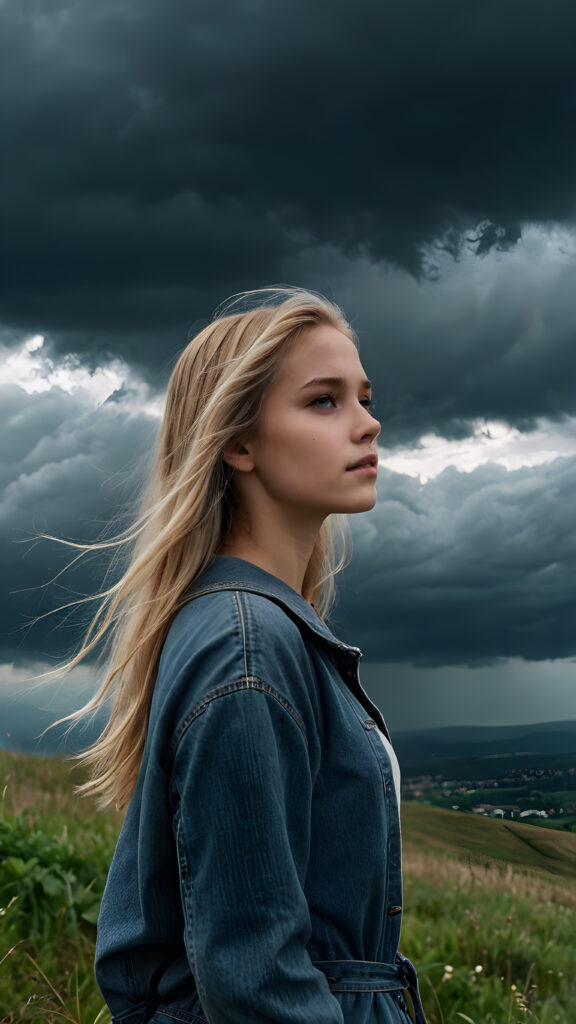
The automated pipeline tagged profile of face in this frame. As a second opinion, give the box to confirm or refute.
[226,324,381,525]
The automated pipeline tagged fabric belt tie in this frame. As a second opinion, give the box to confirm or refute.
[312,953,428,1024]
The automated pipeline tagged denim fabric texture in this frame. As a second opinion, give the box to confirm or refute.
[95,556,426,1024]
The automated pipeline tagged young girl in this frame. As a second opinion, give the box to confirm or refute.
[72,288,427,1024]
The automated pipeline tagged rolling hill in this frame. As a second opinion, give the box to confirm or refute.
[401,801,576,883]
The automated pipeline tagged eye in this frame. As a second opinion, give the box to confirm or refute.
[360,397,372,410]
[310,393,337,409]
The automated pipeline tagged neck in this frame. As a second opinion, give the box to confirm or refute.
[219,505,324,596]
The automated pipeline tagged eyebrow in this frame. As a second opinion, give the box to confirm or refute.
[299,375,372,391]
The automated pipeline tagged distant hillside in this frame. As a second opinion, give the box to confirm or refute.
[395,720,576,743]
[393,719,576,768]
[401,802,576,883]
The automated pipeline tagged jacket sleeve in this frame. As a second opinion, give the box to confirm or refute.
[170,684,344,1024]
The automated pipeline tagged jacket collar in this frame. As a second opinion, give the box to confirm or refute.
[186,555,362,660]
[188,556,393,741]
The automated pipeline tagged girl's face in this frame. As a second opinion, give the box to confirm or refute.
[241,323,381,520]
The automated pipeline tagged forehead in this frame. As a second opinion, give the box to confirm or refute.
[278,323,366,384]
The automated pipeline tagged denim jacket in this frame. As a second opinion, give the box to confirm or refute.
[95,556,426,1024]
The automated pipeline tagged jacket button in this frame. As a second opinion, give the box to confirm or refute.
[388,905,402,916]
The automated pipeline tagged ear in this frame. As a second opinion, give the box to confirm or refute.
[221,438,255,473]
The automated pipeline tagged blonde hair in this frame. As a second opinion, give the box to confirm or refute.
[55,288,356,809]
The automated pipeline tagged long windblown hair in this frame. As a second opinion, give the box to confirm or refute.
[61,287,355,809]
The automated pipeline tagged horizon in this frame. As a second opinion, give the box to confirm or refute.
[2,685,575,760]
[3,715,576,760]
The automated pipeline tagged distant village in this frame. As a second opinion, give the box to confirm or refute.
[402,763,576,824]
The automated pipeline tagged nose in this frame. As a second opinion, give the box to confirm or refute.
[356,404,381,442]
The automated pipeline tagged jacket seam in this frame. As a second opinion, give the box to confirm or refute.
[234,590,251,685]
[181,580,361,656]
[174,810,204,1006]
[168,677,310,767]
[110,1002,148,1024]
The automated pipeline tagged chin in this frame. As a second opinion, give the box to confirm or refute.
[339,493,378,514]
[357,496,378,513]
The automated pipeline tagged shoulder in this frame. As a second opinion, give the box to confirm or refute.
[153,588,321,725]
[234,588,310,653]
[166,587,310,661]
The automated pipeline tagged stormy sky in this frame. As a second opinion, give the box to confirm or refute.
[1,0,575,750]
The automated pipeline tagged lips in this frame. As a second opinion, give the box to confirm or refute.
[347,454,378,471]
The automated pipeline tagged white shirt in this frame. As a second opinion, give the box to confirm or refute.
[376,728,401,813]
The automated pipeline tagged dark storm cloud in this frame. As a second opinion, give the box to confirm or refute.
[1,0,575,681]
[1,0,575,370]
[1,355,574,667]
[336,457,576,664]
[0,662,103,755]
[0,374,159,660]
[306,237,576,443]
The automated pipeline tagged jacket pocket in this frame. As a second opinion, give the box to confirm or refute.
[148,1007,207,1024]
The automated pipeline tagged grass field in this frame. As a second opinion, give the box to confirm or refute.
[401,802,576,882]
[1,751,575,1024]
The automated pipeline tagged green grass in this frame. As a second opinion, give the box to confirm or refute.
[0,752,119,1023]
[401,802,576,881]
[401,845,576,1023]
[1,752,575,1023]
[521,817,576,832]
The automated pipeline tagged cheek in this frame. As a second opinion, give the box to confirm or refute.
[258,429,325,486]
[276,428,328,467]
[255,411,338,479]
